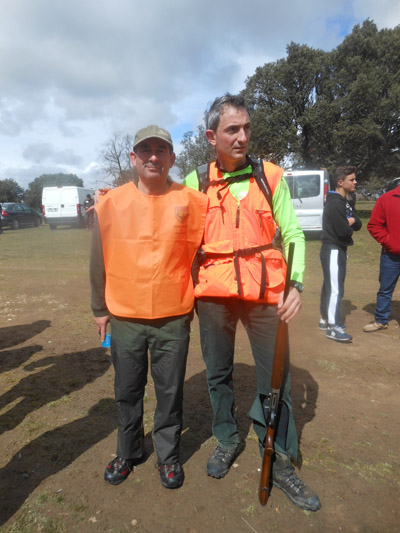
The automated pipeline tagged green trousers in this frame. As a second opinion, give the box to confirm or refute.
[110,313,190,465]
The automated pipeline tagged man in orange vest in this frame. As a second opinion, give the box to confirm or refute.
[90,125,207,490]
[184,94,320,511]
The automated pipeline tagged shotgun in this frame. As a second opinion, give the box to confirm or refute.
[258,241,295,506]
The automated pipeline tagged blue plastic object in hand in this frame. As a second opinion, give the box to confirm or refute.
[102,334,111,348]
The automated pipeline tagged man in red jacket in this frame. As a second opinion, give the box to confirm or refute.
[363,179,400,332]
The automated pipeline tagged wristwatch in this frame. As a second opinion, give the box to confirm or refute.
[290,281,304,293]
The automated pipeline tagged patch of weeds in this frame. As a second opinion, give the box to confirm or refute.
[74,503,89,514]
[47,396,72,409]
[316,359,340,372]
[242,504,257,517]
[305,437,338,472]
[37,492,49,504]
[242,487,253,496]
[51,493,65,506]
[5,502,66,533]
[354,440,372,448]
[355,460,394,484]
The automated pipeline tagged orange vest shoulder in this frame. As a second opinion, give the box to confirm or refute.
[97,182,207,319]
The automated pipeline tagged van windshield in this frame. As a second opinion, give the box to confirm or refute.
[284,174,321,199]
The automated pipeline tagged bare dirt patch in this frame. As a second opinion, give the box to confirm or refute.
[0,220,399,532]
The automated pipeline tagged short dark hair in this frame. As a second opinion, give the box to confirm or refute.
[205,93,249,131]
[334,165,356,187]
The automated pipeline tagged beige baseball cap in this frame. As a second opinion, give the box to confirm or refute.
[133,125,173,151]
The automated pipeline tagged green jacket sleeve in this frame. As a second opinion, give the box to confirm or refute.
[272,178,305,284]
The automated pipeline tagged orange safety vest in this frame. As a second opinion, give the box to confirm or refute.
[97,181,208,319]
[195,161,286,304]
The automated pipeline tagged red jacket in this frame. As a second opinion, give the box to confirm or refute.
[367,185,400,255]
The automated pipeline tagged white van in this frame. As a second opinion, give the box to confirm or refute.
[283,170,331,234]
[42,186,94,229]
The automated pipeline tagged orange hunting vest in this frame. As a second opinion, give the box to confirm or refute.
[195,161,286,304]
[97,181,208,319]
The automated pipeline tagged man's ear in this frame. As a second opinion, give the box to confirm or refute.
[170,152,176,166]
[205,129,217,147]
[130,151,137,168]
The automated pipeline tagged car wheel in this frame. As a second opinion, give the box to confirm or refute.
[11,219,19,230]
[49,224,57,230]
[35,217,42,227]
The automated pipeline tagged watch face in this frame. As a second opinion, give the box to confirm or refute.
[291,281,304,292]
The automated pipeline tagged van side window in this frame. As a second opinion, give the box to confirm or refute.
[284,175,321,199]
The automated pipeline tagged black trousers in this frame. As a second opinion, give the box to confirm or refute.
[320,244,347,326]
[110,313,190,465]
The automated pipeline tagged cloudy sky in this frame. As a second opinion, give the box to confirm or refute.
[1,0,399,190]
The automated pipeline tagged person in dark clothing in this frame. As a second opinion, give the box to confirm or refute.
[0,204,3,234]
[84,194,95,229]
[319,165,362,342]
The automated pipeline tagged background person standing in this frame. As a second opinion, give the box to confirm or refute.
[319,165,362,342]
[363,179,400,332]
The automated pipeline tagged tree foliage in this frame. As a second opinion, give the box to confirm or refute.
[175,125,215,179]
[242,20,400,181]
[23,173,83,209]
[97,20,399,185]
[98,133,138,187]
[0,179,24,202]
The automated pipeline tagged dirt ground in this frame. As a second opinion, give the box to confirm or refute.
[0,221,399,532]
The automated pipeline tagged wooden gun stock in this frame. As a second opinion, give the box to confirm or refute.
[258,242,295,506]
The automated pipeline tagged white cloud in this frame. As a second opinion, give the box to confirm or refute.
[0,0,399,189]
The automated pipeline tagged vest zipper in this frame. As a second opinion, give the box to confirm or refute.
[235,203,240,228]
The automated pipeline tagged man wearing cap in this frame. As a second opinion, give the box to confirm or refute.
[90,125,207,489]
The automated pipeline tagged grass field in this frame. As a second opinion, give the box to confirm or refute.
[1,211,399,532]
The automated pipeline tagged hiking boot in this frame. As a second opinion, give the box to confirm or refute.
[206,445,239,478]
[104,457,133,485]
[318,318,328,330]
[158,463,184,489]
[326,325,352,343]
[363,321,388,332]
[272,453,321,511]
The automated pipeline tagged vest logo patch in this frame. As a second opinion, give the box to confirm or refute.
[175,206,189,223]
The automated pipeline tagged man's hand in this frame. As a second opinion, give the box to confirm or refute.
[347,217,356,226]
[94,188,112,205]
[277,286,301,323]
[94,315,110,342]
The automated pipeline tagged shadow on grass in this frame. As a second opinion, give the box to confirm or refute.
[180,361,318,465]
[341,299,357,323]
[0,398,116,526]
[0,320,51,351]
[0,345,43,374]
[0,360,318,525]
[0,348,111,435]
[363,299,400,326]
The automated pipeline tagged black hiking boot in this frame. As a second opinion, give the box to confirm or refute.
[272,453,321,511]
[206,445,239,478]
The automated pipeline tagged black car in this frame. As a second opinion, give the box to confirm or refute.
[0,202,42,230]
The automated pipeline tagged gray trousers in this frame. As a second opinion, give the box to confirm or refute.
[110,313,190,465]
